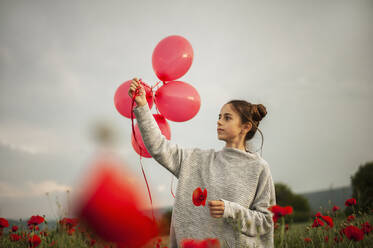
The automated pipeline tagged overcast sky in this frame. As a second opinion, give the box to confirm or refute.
[0,0,372,220]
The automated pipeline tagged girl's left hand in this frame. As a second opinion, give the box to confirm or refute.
[208,200,225,218]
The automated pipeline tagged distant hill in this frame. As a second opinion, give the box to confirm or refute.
[2,220,57,234]
[299,185,352,213]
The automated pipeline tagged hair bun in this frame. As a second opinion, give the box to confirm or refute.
[252,104,267,121]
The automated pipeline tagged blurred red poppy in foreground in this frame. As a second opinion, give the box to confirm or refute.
[0,217,9,228]
[28,215,45,226]
[72,156,159,248]
[361,222,372,234]
[181,238,221,248]
[304,237,312,243]
[345,198,357,207]
[346,215,355,222]
[332,205,340,212]
[60,217,79,228]
[10,233,21,241]
[342,225,364,241]
[192,187,207,206]
[28,234,42,248]
[312,212,333,228]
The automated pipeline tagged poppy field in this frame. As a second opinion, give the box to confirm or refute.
[0,197,372,248]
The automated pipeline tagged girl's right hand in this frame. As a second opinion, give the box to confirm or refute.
[128,77,147,107]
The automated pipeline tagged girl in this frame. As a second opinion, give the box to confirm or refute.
[129,78,276,248]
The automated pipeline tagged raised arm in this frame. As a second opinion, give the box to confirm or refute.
[133,103,186,178]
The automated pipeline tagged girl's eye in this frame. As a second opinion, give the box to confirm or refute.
[225,117,230,120]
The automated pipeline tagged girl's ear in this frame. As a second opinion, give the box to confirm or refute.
[245,122,252,132]
[241,122,252,134]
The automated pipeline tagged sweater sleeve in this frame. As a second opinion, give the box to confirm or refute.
[219,166,276,237]
[133,103,187,178]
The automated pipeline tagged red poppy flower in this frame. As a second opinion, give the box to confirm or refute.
[312,218,324,227]
[320,215,333,228]
[192,187,207,207]
[343,225,364,241]
[12,225,18,232]
[324,236,329,242]
[181,238,221,248]
[347,215,355,222]
[60,217,79,229]
[0,217,9,228]
[28,234,42,248]
[345,198,357,207]
[332,205,340,212]
[334,235,343,243]
[361,222,372,234]
[268,205,282,216]
[268,205,293,218]
[10,233,21,241]
[28,215,45,226]
[272,215,279,224]
[90,239,96,246]
[68,228,75,235]
[283,206,293,215]
[315,212,322,217]
[304,237,312,243]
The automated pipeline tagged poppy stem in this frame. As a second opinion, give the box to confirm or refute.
[280,216,285,247]
[347,240,353,248]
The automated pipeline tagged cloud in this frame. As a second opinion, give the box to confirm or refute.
[0,180,72,198]
[0,138,44,155]
[0,121,89,156]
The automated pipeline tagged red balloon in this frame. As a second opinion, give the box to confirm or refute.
[72,158,159,246]
[154,81,201,122]
[131,114,171,158]
[114,80,154,119]
[152,35,194,82]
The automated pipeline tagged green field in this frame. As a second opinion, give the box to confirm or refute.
[1,210,372,247]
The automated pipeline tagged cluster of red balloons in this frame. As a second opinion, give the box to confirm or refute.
[114,35,201,158]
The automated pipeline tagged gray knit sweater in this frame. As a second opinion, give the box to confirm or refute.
[133,104,276,248]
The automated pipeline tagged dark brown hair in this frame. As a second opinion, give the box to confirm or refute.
[226,100,267,153]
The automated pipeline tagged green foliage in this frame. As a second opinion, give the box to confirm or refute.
[275,182,312,223]
[158,209,172,235]
[350,161,373,214]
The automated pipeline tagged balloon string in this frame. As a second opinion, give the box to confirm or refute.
[171,174,175,199]
[130,79,156,223]
[151,80,174,199]
[150,81,162,90]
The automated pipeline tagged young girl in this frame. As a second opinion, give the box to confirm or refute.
[129,78,276,248]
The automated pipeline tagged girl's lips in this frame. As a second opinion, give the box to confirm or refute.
[217,128,224,132]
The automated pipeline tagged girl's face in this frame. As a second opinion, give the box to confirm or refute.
[217,104,250,143]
